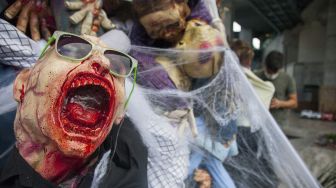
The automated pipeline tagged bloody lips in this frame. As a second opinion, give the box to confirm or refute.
[56,72,116,141]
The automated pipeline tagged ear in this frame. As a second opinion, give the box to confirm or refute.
[13,69,31,102]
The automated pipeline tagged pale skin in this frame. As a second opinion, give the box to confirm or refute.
[65,0,116,35]
[13,35,126,183]
[4,0,53,41]
[139,2,190,43]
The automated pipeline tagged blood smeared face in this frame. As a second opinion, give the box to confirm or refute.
[176,19,225,78]
[13,35,125,158]
[139,2,190,42]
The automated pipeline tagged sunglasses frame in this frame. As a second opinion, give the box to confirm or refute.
[40,31,138,78]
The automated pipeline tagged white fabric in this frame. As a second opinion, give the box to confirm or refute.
[243,67,275,108]
[100,29,131,53]
[125,79,190,188]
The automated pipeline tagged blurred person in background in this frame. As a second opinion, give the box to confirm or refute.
[231,40,275,108]
[227,40,278,188]
[256,51,298,127]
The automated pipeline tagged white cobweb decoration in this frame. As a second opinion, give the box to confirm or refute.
[0,16,319,187]
[119,45,320,188]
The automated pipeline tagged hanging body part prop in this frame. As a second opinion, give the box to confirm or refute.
[4,0,55,41]
[130,1,226,186]
[175,19,225,78]
[65,0,116,36]
[133,0,191,43]
[12,31,136,183]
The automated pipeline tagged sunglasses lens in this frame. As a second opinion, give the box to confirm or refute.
[57,34,92,59]
[104,51,133,76]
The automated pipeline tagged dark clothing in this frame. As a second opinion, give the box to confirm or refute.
[92,118,148,188]
[0,118,148,188]
[0,63,19,171]
[224,127,278,188]
[0,147,58,188]
[0,110,16,172]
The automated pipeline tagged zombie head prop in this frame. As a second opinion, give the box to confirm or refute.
[12,31,137,182]
[176,19,224,78]
[133,0,190,43]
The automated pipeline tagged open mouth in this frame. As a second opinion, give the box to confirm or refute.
[58,73,115,139]
[161,21,183,39]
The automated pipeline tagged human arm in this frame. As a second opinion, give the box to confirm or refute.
[270,94,298,109]
[270,75,297,109]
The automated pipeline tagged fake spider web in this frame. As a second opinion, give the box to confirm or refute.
[0,17,319,188]
[110,45,320,188]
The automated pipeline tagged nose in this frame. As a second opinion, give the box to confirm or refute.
[88,56,110,77]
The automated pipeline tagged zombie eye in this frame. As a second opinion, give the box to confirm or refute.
[195,22,202,27]
[179,41,184,45]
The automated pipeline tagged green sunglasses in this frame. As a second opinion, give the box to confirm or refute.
[40,31,138,78]
[40,31,138,108]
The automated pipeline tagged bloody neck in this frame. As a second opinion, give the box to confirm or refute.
[15,120,87,184]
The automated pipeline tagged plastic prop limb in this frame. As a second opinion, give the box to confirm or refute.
[4,0,55,41]
[65,0,116,35]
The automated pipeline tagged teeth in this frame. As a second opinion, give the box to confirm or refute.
[74,80,80,87]
[94,78,100,86]
[102,83,108,91]
[88,78,94,85]
[70,76,111,90]
[81,78,86,86]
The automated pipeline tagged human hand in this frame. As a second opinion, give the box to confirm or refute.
[4,0,55,41]
[270,98,282,109]
[194,169,212,188]
[65,0,115,36]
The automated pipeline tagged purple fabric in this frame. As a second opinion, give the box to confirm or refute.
[187,0,212,23]
[131,49,189,111]
[129,0,212,110]
[131,50,176,90]
[129,0,213,91]
[130,0,212,47]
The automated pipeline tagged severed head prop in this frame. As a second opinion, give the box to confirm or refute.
[12,31,136,182]
[133,0,190,43]
[176,19,225,78]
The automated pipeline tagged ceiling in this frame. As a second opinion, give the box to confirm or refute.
[232,0,312,36]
